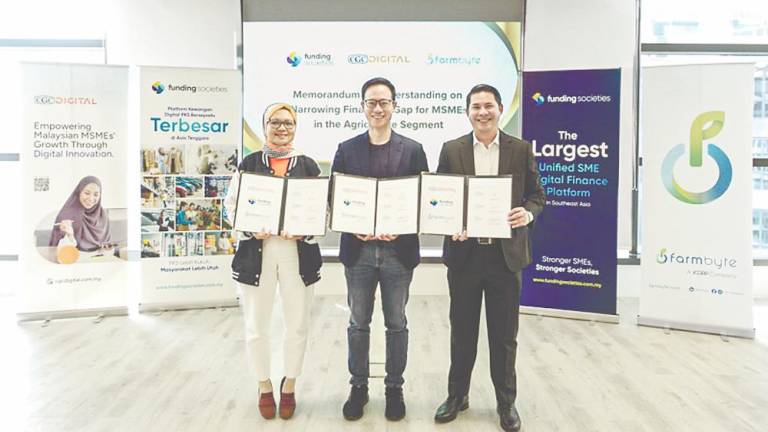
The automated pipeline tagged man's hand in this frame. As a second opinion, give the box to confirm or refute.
[451,230,468,242]
[507,207,532,229]
[376,234,399,242]
[355,234,376,242]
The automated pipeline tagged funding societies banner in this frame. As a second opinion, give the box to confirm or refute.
[521,69,621,316]
[640,63,754,338]
[20,63,129,317]
[139,67,241,309]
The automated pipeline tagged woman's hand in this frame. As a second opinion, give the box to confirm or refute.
[253,230,271,240]
[355,234,376,242]
[280,231,305,241]
[59,220,74,236]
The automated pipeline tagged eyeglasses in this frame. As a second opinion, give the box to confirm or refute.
[267,120,296,130]
[363,99,394,109]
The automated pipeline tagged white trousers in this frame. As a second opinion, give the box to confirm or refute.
[238,237,315,381]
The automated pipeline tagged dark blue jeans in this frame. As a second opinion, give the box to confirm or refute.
[345,242,413,388]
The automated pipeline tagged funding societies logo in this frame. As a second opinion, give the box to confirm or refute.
[151,81,165,94]
[661,111,732,204]
[532,92,545,106]
[286,52,301,67]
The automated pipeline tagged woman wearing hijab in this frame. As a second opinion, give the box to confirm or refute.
[49,176,111,252]
[224,103,322,421]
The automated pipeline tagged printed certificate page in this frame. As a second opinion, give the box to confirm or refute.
[466,176,512,238]
[233,173,284,234]
[375,176,419,236]
[330,173,377,235]
[282,177,330,236]
[419,173,465,236]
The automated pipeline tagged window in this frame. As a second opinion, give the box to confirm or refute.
[642,0,768,44]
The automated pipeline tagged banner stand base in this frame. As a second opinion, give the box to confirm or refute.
[521,306,619,324]
[637,316,755,340]
[139,299,239,313]
[17,307,128,323]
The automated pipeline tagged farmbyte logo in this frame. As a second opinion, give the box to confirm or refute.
[531,92,545,106]
[656,248,736,269]
[286,52,302,67]
[661,111,732,204]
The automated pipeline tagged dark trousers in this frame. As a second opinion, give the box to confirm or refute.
[446,241,521,406]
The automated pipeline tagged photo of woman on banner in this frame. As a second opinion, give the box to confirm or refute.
[224,102,323,421]
[49,175,112,252]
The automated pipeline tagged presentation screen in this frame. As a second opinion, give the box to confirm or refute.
[243,21,522,172]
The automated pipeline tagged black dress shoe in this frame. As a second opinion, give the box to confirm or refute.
[342,385,369,421]
[497,403,522,432]
[434,395,469,423]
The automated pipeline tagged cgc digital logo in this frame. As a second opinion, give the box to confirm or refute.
[33,95,97,105]
[347,53,410,65]
[531,92,545,106]
[286,51,302,67]
[151,81,165,94]
[661,111,732,204]
[347,54,368,64]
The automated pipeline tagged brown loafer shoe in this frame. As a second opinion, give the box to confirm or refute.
[279,377,296,419]
[258,389,276,419]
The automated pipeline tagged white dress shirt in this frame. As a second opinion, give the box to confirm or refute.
[472,132,500,176]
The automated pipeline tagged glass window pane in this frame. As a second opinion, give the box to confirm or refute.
[642,0,768,44]
[0,46,104,154]
[643,55,768,157]
[755,167,768,257]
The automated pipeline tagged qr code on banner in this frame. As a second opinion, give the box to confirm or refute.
[34,177,49,192]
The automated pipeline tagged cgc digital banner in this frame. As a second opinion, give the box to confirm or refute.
[243,22,522,169]
[20,63,129,316]
[139,67,241,309]
[640,63,754,337]
[521,69,621,316]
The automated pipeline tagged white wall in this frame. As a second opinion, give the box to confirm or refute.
[105,0,240,68]
[1,1,241,68]
[525,0,637,253]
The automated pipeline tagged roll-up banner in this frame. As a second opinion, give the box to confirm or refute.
[20,63,129,320]
[138,67,241,311]
[521,69,621,320]
[639,63,754,338]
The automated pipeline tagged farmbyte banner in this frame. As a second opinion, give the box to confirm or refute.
[521,69,621,316]
[639,63,754,338]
